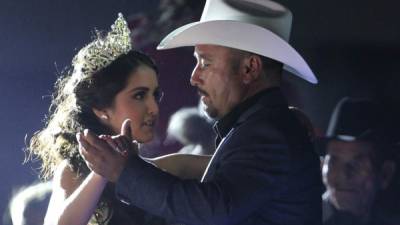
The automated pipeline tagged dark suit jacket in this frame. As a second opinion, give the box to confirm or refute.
[116,88,322,225]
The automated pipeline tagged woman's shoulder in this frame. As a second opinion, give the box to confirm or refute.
[53,160,82,196]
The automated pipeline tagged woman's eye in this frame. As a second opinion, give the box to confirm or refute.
[154,90,164,103]
[133,91,146,100]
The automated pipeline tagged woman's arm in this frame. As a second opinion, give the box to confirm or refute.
[146,153,212,180]
[44,160,107,225]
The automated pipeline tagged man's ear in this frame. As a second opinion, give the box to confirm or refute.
[242,55,263,84]
[380,160,396,189]
[92,108,110,121]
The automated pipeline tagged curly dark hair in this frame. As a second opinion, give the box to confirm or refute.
[28,50,158,180]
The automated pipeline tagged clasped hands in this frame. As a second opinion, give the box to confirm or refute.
[77,119,138,182]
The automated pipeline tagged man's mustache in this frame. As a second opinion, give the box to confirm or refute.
[197,88,208,97]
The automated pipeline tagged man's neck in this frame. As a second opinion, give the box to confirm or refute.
[217,79,281,119]
[241,81,280,103]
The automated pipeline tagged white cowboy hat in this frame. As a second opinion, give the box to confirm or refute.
[157,0,317,84]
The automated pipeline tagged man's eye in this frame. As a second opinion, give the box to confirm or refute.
[328,156,337,166]
[200,59,210,68]
[349,161,362,172]
[133,91,146,100]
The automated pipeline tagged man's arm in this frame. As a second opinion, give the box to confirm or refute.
[147,153,212,180]
[116,142,290,225]
[79,128,290,225]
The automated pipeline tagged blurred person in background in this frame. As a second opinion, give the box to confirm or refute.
[165,106,215,155]
[317,97,399,225]
[3,181,52,225]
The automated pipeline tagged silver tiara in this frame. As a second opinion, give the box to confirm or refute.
[72,13,132,77]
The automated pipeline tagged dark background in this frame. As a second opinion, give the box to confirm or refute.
[0,0,399,220]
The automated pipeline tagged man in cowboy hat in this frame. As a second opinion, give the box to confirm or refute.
[79,0,323,224]
[318,97,398,225]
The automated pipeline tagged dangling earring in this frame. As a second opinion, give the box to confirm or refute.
[101,114,109,120]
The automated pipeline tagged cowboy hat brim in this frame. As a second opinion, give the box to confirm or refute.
[157,20,318,84]
[314,136,357,156]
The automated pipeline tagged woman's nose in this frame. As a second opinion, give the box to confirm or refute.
[147,97,159,116]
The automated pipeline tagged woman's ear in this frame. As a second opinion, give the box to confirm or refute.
[92,108,109,121]
[241,55,263,84]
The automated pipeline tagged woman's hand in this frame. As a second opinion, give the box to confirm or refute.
[100,119,139,157]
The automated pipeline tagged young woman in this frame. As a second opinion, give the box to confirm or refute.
[28,14,209,225]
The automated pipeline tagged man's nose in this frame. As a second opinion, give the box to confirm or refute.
[331,165,354,185]
[190,65,202,87]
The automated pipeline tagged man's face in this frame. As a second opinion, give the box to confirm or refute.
[191,45,245,119]
[322,140,379,216]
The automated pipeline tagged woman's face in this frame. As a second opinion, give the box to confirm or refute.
[100,65,162,143]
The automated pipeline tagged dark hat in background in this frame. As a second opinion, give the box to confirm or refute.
[316,97,398,156]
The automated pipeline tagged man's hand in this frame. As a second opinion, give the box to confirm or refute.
[78,119,137,182]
